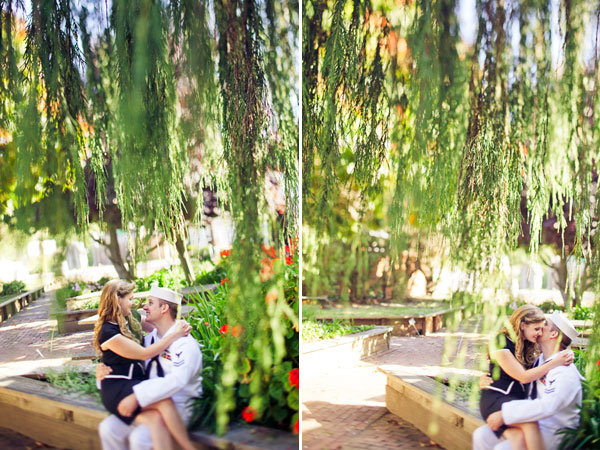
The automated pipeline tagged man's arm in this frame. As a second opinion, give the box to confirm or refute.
[119,340,201,415]
[501,369,580,425]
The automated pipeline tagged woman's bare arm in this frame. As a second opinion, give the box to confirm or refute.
[492,349,572,384]
[101,322,190,360]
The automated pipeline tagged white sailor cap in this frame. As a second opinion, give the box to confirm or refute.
[149,285,182,305]
[546,311,579,341]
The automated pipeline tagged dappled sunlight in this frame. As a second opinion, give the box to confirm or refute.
[0,357,72,377]
[0,320,54,333]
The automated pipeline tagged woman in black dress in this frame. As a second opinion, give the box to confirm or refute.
[479,304,572,450]
[93,280,196,450]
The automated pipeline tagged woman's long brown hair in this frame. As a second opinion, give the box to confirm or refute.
[503,304,545,367]
[93,279,136,354]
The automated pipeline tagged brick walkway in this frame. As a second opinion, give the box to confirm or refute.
[0,291,96,377]
[302,327,486,449]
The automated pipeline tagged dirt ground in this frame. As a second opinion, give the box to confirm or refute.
[0,427,59,449]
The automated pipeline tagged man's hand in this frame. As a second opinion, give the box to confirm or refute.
[95,363,112,381]
[479,373,493,389]
[117,393,139,417]
[486,411,505,431]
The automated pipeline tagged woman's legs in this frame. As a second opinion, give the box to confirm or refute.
[503,427,526,450]
[144,398,196,450]
[513,422,545,450]
[134,410,173,450]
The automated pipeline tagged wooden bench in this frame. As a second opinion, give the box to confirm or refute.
[316,306,464,336]
[301,295,335,307]
[0,287,44,323]
[0,376,297,450]
[380,368,483,450]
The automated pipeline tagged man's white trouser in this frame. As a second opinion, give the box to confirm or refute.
[472,425,511,450]
[98,415,153,450]
[472,424,557,450]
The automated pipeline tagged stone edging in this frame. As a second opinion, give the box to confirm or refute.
[0,376,297,450]
[379,367,483,450]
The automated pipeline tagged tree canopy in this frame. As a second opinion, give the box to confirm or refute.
[303,0,600,291]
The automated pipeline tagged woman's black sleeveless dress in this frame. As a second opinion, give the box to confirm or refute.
[99,322,146,424]
[479,334,534,437]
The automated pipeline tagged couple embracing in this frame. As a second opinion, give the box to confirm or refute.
[94,280,202,450]
[474,305,583,450]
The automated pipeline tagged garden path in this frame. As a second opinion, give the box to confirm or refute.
[0,290,95,378]
[302,322,487,449]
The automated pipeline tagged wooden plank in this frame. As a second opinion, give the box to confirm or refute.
[383,371,483,450]
[0,377,106,450]
[0,376,297,450]
[0,404,102,450]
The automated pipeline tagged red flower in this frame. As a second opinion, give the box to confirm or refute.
[220,249,230,258]
[285,256,293,265]
[293,418,299,434]
[242,406,256,422]
[220,277,229,285]
[597,359,600,368]
[204,321,210,326]
[288,368,299,389]
[219,324,229,335]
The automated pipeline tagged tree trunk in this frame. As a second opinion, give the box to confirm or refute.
[175,230,195,285]
[553,256,570,309]
[106,224,134,281]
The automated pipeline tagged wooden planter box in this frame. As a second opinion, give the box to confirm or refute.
[316,307,463,336]
[380,367,483,450]
[0,287,44,324]
[57,284,218,334]
[0,376,297,450]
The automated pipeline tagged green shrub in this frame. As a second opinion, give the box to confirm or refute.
[135,267,186,291]
[195,260,228,285]
[572,305,593,321]
[538,301,565,313]
[558,348,600,449]
[1,280,26,296]
[302,320,375,341]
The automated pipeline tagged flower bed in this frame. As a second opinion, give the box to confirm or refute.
[302,319,375,341]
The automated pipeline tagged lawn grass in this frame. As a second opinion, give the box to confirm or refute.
[303,300,451,319]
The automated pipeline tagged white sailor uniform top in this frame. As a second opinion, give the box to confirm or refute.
[501,354,584,450]
[132,323,203,422]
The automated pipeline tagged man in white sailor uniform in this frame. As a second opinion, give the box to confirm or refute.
[98,286,202,450]
[473,311,583,450]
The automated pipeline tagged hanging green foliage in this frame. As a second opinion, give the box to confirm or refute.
[1,0,298,434]
[303,0,391,297]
